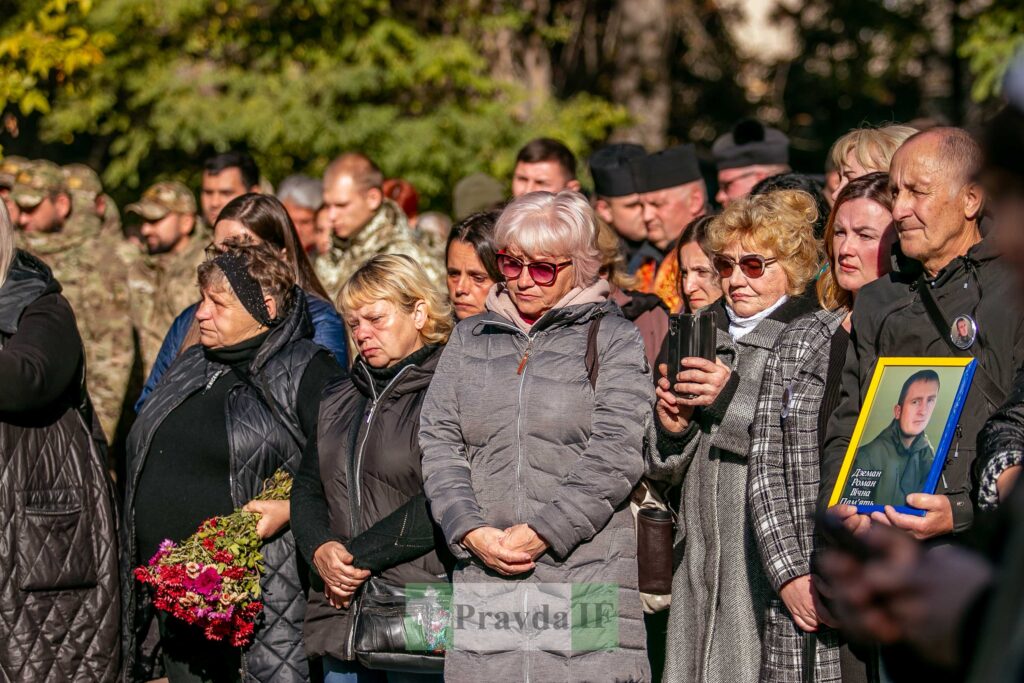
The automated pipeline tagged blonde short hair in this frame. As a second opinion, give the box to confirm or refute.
[338,254,453,345]
[495,191,602,288]
[707,190,823,296]
[0,202,13,289]
[594,217,636,291]
[830,124,918,175]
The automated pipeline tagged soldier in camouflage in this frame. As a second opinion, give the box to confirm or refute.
[0,155,29,226]
[125,181,208,380]
[63,162,124,239]
[12,160,135,446]
[315,152,444,300]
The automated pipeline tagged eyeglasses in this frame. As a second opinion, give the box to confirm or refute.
[713,254,778,279]
[717,170,761,194]
[496,252,573,287]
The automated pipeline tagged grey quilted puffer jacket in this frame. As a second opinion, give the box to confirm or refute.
[122,288,321,683]
[0,251,121,682]
[420,287,653,683]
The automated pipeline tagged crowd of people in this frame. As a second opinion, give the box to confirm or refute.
[3,58,1024,683]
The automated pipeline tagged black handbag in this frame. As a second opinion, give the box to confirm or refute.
[352,578,449,673]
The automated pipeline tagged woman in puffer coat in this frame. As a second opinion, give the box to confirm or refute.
[0,204,120,681]
[420,190,654,683]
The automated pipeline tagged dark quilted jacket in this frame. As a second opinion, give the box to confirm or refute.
[295,347,449,661]
[122,287,321,683]
[0,251,121,681]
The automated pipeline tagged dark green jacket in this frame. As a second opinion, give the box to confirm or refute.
[846,420,935,507]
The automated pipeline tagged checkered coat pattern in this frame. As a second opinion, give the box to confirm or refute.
[749,309,845,683]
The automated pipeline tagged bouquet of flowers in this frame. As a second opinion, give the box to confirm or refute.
[134,470,292,647]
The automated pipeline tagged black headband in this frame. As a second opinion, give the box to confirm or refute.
[213,251,275,327]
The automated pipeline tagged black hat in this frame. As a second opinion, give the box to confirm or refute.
[712,119,790,170]
[628,144,702,194]
[589,143,646,197]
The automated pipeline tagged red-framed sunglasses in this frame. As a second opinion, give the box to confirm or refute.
[713,253,778,279]
[496,251,573,287]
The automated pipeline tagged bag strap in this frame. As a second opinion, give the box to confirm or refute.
[585,313,605,390]
[916,276,1007,409]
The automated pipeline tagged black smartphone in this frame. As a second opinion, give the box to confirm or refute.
[665,310,717,392]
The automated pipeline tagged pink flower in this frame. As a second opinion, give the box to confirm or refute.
[191,567,223,597]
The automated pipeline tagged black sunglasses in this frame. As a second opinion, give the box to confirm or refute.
[713,253,778,279]
[496,252,573,287]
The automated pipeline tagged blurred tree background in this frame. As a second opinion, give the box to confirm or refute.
[0,0,1020,212]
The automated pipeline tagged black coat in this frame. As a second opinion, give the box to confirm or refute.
[820,239,1024,531]
[292,347,449,662]
[0,250,121,681]
[122,288,324,683]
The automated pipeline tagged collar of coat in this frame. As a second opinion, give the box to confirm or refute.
[472,295,621,338]
[887,235,1001,287]
[0,249,61,336]
[709,295,818,333]
[350,344,442,400]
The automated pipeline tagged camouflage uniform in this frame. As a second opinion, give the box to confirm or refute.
[315,198,445,301]
[62,162,123,238]
[13,161,136,444]
[0,156,29,189]
[124,181,207,378]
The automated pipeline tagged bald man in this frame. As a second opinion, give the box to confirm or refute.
[821,127,1024,541]
[315,152,444,298]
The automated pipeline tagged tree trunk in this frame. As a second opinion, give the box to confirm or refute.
[607,0,670,148]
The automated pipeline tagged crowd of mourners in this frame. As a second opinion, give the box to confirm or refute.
[4,58,1024,683]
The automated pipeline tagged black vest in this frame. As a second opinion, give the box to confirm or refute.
[122,287,320,683]
[0,250,121,681]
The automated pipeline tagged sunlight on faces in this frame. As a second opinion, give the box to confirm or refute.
[833,149,874,202]
[641,184,701,251]
[201,167,252,227]
[213,218,255,247]
[322,174,381,239]
[18,195,68,234]
[195,280,275,349]
[1,190,20,226]
[503,245,576,319]
[715,167,763,206]
[679,241,722,312]
[447,239,495,320]
[282,199,318,252]
[718,239,789,318]
[889,136,983,274]
[141,212,193,255]
[511,161,579,197]
[832,197,897,295]
[595,194,645,242]
[895,379,939,439]
[344,298,427,368]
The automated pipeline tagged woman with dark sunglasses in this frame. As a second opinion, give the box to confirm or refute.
[748,173,896,683]
[420,190,654,682]
[648,189,822,683]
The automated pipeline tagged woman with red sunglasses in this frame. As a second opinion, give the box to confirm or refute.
[649,189,822,683]
[420,190,654,683]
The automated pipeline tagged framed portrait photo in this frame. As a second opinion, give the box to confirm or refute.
[828,357,977,516]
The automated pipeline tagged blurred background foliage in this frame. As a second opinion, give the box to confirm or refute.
[0,0,1020,212]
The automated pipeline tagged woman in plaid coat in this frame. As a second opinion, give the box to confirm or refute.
[748,173,896,683]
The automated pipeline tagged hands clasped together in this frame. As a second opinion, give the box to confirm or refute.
[313,541,371,609]
[462,524,549,576]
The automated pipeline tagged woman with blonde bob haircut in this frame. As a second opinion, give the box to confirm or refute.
[291,253,452,683]
[747,173,897,683]
[420,190,655,682]
[651,189,821,683]
[829,123,917,201]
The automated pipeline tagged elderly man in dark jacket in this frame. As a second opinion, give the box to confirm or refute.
[820,127,1024,539]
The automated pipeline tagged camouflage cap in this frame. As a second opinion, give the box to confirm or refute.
[11,160,68,208]
[62,163,104,201]
[125,181,197,221]
[0,155,29,190]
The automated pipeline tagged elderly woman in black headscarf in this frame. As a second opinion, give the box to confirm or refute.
[122,238,343,683]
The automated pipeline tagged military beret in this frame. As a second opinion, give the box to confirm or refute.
[629,144,702,194]
[11,160,68,209]
[712,119,790,170]
[589,143,646,197]
[126,181,197,221]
